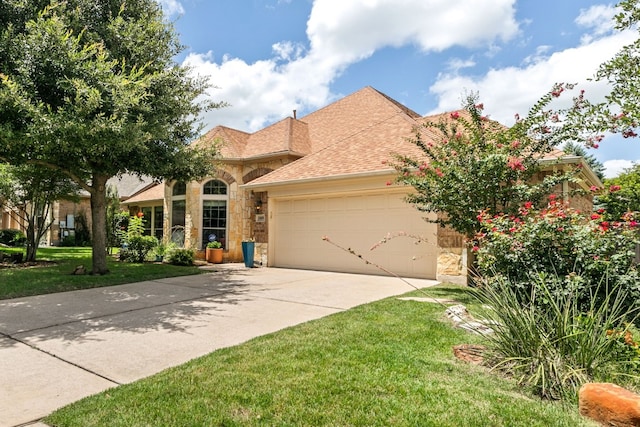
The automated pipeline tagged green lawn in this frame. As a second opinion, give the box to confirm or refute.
[0,247,201,300]
[45,285,596,427]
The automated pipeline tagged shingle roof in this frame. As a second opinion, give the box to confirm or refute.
[123,183,164,204]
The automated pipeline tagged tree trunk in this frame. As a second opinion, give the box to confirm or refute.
[90,174,110,275]
[25,219,36,262]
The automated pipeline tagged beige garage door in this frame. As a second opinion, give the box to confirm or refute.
[272,192,437,278]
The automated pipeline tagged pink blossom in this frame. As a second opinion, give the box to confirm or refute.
[510,140,521,149]
[589,186,598,192]
[435,168,444,177]
[386,181,392,186]
[450,111,460,120]
[591,213,600,220]
[475,103,484,110]
[630,221,638,227]
[610,185,621,192]
[524,201,533,209]
[507,157,525,171]
[472,246,479,252]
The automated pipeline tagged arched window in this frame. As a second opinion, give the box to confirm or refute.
[170,182,187,245]
[172,182,187,196]
[202,179,228,249]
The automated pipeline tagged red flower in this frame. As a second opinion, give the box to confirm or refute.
[590,185,598,192]
[450,111,460,119]
[137,211,144,218]
[609,185,621,192]
[591,213,600,220]
[472,246,479,252]
[507,157,525,171]
[386,181,392,186]
[524,201,533,209]
[548,194,557,201]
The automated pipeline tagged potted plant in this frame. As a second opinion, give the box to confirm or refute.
[241,238,255,268]
[206,241,223,263]
[153,240,170,262]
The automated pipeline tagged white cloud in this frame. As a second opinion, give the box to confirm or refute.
[427,29,636,125]
[576,4,618,43]
[157,0,184,17]
[186,0,520,132]
[603,159,639,178]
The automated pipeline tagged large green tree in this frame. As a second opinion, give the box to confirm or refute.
[0,1,222,274]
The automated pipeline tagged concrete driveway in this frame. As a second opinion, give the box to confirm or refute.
[0,265,437,427]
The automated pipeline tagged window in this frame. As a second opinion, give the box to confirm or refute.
[139,206,163,239]
[202,179,228,249]
[171,182,187,246]
[172,182,186,196]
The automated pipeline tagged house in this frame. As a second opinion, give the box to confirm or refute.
[123,86,602,283]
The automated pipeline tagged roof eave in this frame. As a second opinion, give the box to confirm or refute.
[242,169,395,190]
[537,155,603,189]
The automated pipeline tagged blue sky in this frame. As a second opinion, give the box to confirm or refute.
[159,0,639,178]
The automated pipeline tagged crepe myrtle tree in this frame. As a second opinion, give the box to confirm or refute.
[0,1,223,274]
[392,89,580,241]
[563,0,640,146]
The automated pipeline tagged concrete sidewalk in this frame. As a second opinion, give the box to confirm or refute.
[0,265,437,427]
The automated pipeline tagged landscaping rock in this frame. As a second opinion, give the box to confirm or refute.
[445,304,494,335]
[452,344,486,365]
[579,382,640,426]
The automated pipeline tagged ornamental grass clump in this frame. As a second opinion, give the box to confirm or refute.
[471,273,640,401]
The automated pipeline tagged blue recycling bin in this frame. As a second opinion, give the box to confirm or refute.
[242,241,255,268]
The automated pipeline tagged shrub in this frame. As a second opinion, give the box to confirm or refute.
[168,248,194,266]
[0,229,26,246]
[475,197,640,321]
[120,235,158,263]
[472,273,640,401]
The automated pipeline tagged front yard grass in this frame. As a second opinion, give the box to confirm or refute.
[0,247,201,300]
[45,285,596,427]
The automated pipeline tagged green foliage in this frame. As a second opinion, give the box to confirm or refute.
[59,234,77,247]
[0,0,223,274]
[118,214,157,262]
[0,163,79,260]
[0,229,26,246]
[206,241,222,249]
[393,89,579,239]
[120,235,158,263]
[476,198,640,320]
[168,248,194,266]
[597,163,640,220]
[472,274,640,401]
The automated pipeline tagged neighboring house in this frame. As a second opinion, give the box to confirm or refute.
[50,174,158,246]
[126,86,601,283]
[0,174,157,246]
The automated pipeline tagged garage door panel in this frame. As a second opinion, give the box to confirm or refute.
[273,192,437,279]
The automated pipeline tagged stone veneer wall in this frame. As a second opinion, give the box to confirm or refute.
[436,224,467,285]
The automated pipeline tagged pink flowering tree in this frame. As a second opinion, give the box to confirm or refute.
[562,0,640,146]
[393,90,580,240]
